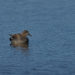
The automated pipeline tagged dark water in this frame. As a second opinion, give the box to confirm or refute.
[0,0,75,75]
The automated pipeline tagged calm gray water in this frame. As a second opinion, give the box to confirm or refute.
[0,0,75,75]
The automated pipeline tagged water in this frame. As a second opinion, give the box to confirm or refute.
[0,0,75,75]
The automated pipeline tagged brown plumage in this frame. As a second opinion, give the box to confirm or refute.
[9,30,32,48]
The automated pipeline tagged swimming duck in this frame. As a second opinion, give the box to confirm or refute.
[9,30,32,48]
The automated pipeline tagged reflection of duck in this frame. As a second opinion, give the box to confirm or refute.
[9,30,32,48]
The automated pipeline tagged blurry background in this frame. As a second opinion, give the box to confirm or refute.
[0,0,75,75]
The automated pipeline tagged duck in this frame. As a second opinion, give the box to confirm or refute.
[9,30,32,48]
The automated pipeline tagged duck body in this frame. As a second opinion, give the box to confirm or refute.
[10,37,29,48]
[9,30,31,48]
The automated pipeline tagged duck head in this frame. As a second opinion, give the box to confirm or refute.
[21,30,32,37]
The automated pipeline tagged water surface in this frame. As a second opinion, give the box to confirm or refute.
[0,0,75,75]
